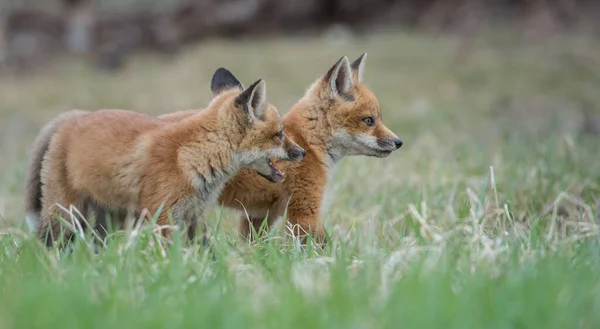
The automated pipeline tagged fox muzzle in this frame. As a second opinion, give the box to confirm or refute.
[287,146,306,162]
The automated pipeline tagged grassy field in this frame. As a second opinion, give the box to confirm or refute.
[1,29,600,328]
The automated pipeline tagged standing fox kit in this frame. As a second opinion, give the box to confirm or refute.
[25,54,401,247]
[221,54,402,244]
[34,68,305,246]
[165,54,403,245]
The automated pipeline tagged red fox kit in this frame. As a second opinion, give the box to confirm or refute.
[159,54,402,242]
[33,68,305,246]
[168,54,402,245]
[25,55,399,246]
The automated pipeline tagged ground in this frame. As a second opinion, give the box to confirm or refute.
[0,29,599,328]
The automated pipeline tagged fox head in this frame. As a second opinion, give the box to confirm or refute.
[210,68,306,182]
[310,54,402,161]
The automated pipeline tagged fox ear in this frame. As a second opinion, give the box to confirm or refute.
[211,67,244,97]
[324,56,354,100]
[350,53,367,83]
[236,79,266,121]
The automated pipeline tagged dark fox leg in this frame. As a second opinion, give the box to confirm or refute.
[239,213,278,241]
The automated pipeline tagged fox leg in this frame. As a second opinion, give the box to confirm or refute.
[39,188,83,248]
[239,211,277,241]
[153,211,174,242]
[91,206,128,241]
[184,214,209,247]
[186,214,215,260]
[285,199,327,246]
[175,202,209,247]
[186,217,197,242]
[90,206,111,240]
[286,216,327,246]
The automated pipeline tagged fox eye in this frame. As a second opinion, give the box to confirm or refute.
[275,130,283,138]
[363,117,375,127]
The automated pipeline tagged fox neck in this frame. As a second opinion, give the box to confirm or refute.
[325,136,348,164]
[163,112,244,200]
[285,99,348,168]
[177,141,238,201]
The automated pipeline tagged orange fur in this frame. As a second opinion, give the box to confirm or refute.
[27,56,399,247]
[35,69,305,246]
[160,54,403,245]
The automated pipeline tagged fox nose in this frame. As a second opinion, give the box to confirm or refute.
[290,147,306,161]
[394,139,403,149]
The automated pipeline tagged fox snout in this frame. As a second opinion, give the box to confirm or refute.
[287,144,306,162]
[363,132,403,158]
[281,133,306,162]
[377,138,403,151]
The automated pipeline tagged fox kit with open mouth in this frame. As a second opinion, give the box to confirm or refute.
[30,68,305,246]
[159,54,401,245]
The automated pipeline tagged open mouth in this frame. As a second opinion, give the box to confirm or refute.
[256,158,285,182]
[267,158,283,177]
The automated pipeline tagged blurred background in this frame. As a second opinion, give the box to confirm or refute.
[0,0,599,230]
[1,0,599,72]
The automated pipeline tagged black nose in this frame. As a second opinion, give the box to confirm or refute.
[394,139,403,149]
[300,149,307,157]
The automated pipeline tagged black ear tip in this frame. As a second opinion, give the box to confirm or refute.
[212,67,233,80]
[247,79,263,90]
[351,53,367,68]
[332,56,346,68]
[211,67,243,93]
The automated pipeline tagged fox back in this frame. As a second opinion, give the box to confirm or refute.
[35,68,305,245]
[152,55,402,245]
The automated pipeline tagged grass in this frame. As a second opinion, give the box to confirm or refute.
[1,28,600,328]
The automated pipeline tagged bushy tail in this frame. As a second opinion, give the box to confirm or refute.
[25,109,90,233]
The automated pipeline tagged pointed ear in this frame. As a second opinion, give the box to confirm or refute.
[211,67,244,97]
[323,56,354,100]
[350,53,367,83]
[235,79,267,121]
